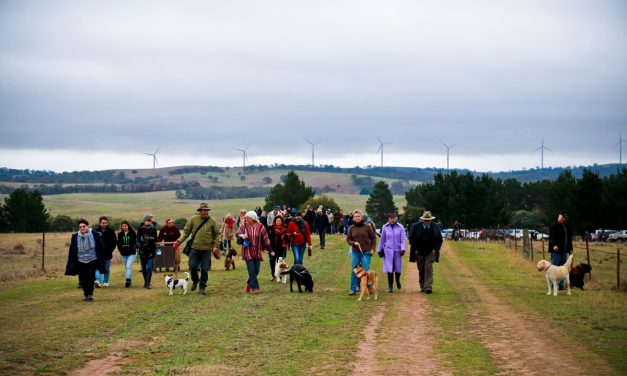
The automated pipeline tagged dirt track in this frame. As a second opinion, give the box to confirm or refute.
[352,243,614,375]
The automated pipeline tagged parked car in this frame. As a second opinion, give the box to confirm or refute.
[506,229,523,239]
[442,229,453,240]
[608,230,627,242]
[529,230,548,241]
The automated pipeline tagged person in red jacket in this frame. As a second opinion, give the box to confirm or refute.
[287,211,312,265]
[158,218,182,271]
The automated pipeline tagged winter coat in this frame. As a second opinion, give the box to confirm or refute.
[549,221,573,254]
[378,221,407,273]
[137,225,158,259]
[408,223,443,262]
[65,231,107,276]
[287,219,312,246]
[235,221,273,261]
[92,226,117,260]
[177,214,221,251]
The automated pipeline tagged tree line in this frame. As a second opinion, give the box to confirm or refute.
[403,168,627,234]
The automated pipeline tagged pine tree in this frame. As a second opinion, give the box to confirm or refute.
[3,189,50,232]
[264,171,315,211]
[365,181,398,227]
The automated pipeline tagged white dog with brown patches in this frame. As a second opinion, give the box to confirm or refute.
[536,255,573,296]
[275,257,289,283]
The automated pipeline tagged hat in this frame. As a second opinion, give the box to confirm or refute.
[275,205,281,209]
[386,211,398,218]
[420,211,435,220]
[559,211,569,218]
[196,203,212,212]
[245,210,258,221]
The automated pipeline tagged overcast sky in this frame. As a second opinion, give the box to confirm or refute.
[1,1,626,172]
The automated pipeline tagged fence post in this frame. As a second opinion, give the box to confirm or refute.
[586,239,591,280]
[617,248,621,291]
[530,236,534,261]
[514,233,518,253]
[41,232,46,272]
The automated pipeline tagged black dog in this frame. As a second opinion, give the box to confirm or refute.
[569,263,592,290]
[281,264,314,293]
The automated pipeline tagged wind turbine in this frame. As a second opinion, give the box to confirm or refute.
[376,137,391,168]
[143,147,160,169]
[535,137,552,169]
[614,133,626,165]
[441,142,456,172]
[234,144,251,174]
[305,139,321,167]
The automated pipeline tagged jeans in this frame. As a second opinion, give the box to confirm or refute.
[246,259,261,290]
[121,254,136,280]
[350,251,372,292]
[551,252,569,288]
[140,256,154,286]
[95,259,111,284]
[188,249,211,289]
[292,244,306,265]
[77,260,97,297]
[222,239,232,254]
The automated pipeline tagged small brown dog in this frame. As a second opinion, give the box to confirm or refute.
[224,248,237,270]
[353,265,378,301]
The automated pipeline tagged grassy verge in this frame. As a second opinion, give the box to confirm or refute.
[0,234,381,375]
[427,255,499,375]
[448,241,627,374]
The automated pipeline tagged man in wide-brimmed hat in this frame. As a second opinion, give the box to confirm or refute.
[548,210,573,290]
[175,203,221,295]
[408,211,443,294]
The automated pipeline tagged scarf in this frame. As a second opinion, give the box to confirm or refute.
[296,219,307,236]
[225,217,234,229]
[77,229,95,253]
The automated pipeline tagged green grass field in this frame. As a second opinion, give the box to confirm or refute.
[41,191,407,227]
[1,222,625,374]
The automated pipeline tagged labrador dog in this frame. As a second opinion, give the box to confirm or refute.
[536,254,573,296]
[353,265,378,301]
[569,263,592,290]
[281,264,314,293]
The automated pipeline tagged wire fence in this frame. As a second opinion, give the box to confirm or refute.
[0,232,124,282]
[455,228,625,292]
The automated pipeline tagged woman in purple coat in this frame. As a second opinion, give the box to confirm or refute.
[377,211,406,293]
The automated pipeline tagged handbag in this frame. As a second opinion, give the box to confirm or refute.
[183,217,211,256]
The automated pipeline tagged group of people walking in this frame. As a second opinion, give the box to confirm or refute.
[65,201,445,301]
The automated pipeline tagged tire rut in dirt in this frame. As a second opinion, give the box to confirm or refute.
[351,264,450,376]
[442,243,613,376]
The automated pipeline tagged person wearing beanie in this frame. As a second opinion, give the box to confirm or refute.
[236,210,275,294]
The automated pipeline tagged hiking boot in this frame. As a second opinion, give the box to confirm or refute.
[388,286,393,293]
[191,281,198,291]
[199,288,207,295]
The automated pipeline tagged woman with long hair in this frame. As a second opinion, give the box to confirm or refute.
[117,220,137,288]
[287,211,312,265]
[221,213,235,254]
[268,215,289,281]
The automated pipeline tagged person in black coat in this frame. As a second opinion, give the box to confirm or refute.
[314,209,329,249]
[93,216,117,287]
[548,211,573,289]
[137,218,158,289]
[408,211,443,294]
[65,218,107,301]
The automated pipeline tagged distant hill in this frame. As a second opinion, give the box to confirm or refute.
[0,163,624,196]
